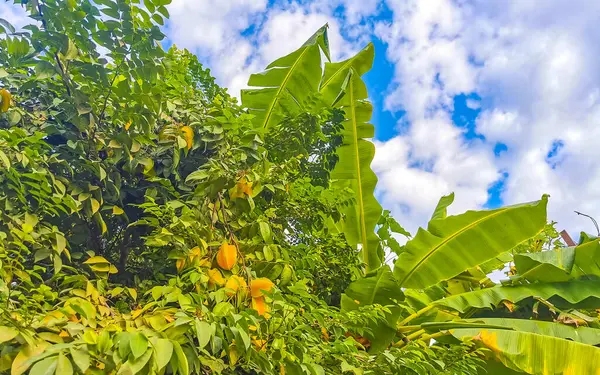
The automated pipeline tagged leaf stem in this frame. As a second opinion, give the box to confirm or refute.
[397,305,435,327]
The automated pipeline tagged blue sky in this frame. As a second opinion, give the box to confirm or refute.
[3,0,600,237]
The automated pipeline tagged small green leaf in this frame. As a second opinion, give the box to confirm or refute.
[0,326,18,343]
[56,352,73,375]
[29,356,58,375]
[0,150,10,169]
[154,338,173,370]
[69,347,90,372]
[259,222,272,243]
[195,320,212,349]
[172,341,189,375]
[130,332,148,359]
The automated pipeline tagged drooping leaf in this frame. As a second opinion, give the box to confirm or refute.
[241,25,329,129]
[514,239,600,282]
[395,196,548,289]
[319,43,374,106]
[451,327,600,374]
[424,318,600,345]
[434,279,600,313]
[326,46,382,271]
[129,332,148,359]
[29,356,58,375]
[56,352,73,375]
[154,339,173,370]
[341,266,403,352]
[430,193,454,221]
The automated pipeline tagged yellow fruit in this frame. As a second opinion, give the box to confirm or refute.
[217,243,237,270]
[225,275,247,296]
[208,268,226,287]
[250,278,274,298]
[181,125,194,150]
[0,89,11,112]
[251,296,270,317]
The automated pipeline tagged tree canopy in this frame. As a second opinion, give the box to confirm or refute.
[1,1,600,375]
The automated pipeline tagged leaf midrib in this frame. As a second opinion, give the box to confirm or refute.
[261,46,312,128]
[398,208,511,287]
[347,71,370,270]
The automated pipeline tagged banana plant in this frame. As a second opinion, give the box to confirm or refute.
[243,30,383,272]
[343,194,600,374]
[322,45,383,271]
[241,25,329,129]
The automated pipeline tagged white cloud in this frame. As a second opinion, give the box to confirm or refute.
[165,0,356,98]
[375,0,600,236]
[0,2,31,31]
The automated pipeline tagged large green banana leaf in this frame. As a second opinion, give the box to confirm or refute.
[514,239,600,282]
[325,46,382,271]
[423,318,600,345]
[434,279,600,313]
[450,327,600,374]
[241,26,329,129]
[394,196,548,289]
[341,266,403,353]
[319,43,374,106]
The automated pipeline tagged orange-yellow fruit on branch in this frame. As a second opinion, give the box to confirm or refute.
[0,89,11,112]
[208,268,226,287]
[225,275,247,297]
[217,243,237,270]
[250,278,274,298]
[251,296,270,317]
[181,125,194,150]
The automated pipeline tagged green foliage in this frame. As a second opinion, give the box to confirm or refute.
[2,1,597,374]
[0,2,485,374]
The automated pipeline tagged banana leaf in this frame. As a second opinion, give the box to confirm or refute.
[434,279,600,313]
[514,239,600,282]
[425,318,600,345]
[394,196,548,289]
[341,266,403,353]
[241,25,329,129]
[325,46,382,271]
[451,327,600,374]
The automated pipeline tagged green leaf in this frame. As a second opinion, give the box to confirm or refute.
[195,320,212,349]
[185,169,209,184]
[394,196,548,289]
[0,326,18,343]
[29,356,58,375]
[451,327,600,374]
[431,192,454,221]
[172,341,189,375]
[259,221,272,243]
[467,318,600,345]
[69,347,90,373]
[129,332,148,359]
[341,266,403,352]
[514,239,600,282]
[434,279,600,313]
[320,43,374,106]
[118,348,152,375]
[328,60,382,270]
[56,352,73,375]
[241,25,328,129]
[153,339,173,370]
[0,150,11,169]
